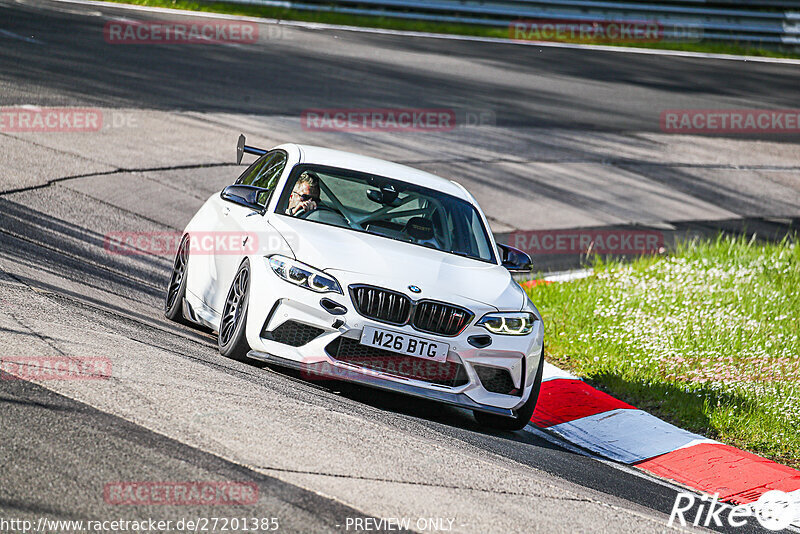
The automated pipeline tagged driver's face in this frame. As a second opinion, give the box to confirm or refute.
[288,183,314,211]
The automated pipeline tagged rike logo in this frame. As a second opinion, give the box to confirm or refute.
[668,490,799,530]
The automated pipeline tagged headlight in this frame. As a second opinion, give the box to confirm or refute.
[477,312,536,335]
[267,255,342,294]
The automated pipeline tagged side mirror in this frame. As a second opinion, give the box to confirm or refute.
[220,184,268,213]
[497,243,532,273]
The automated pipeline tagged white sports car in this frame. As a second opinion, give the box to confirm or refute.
[165,136,544,430]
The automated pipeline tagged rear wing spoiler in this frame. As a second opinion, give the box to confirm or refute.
[236,134,267,164]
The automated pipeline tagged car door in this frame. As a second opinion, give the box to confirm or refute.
[208,150,288,314]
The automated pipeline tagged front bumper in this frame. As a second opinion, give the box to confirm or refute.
[244,260,544,416]
[246,351,516,417]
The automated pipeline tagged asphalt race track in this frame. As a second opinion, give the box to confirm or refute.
[1,0,799,532]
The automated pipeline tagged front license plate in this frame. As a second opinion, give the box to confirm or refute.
[360,326,449,362]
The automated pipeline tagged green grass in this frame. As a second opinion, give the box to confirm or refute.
[103,0,800,60]
[526,235,800,467]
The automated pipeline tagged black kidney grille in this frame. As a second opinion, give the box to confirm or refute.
[349,285,473,337]
[350,286,411,325]
[412,301,473,337]
[325,337,468,387]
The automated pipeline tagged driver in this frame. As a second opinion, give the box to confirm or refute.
[286,171,320,216]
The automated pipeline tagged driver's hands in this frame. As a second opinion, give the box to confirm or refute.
[291,199,317,216]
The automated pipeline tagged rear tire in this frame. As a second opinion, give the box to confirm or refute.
[474,346,545,431]
[165,234,192,325]
[218,259,252,362]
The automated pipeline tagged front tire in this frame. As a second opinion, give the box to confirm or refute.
[474,346,545,431]
[165,234,192,325]
[218,259,252,361]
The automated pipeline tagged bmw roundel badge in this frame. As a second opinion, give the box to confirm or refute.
[408,285,422,294]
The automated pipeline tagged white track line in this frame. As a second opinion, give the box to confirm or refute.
[541,361,580,382]
[50,0,800,65]
[0,28,46,44]
[544,268,594,282]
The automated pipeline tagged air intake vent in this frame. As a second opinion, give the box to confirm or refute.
[325,337,468,387]
[262,320,324,347]
[474,365,519,396]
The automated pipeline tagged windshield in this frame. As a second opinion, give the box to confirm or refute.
[275,164,497,263]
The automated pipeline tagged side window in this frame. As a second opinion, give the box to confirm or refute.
[236,150,287,205]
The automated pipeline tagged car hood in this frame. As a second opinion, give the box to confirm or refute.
[269,216,524,311]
